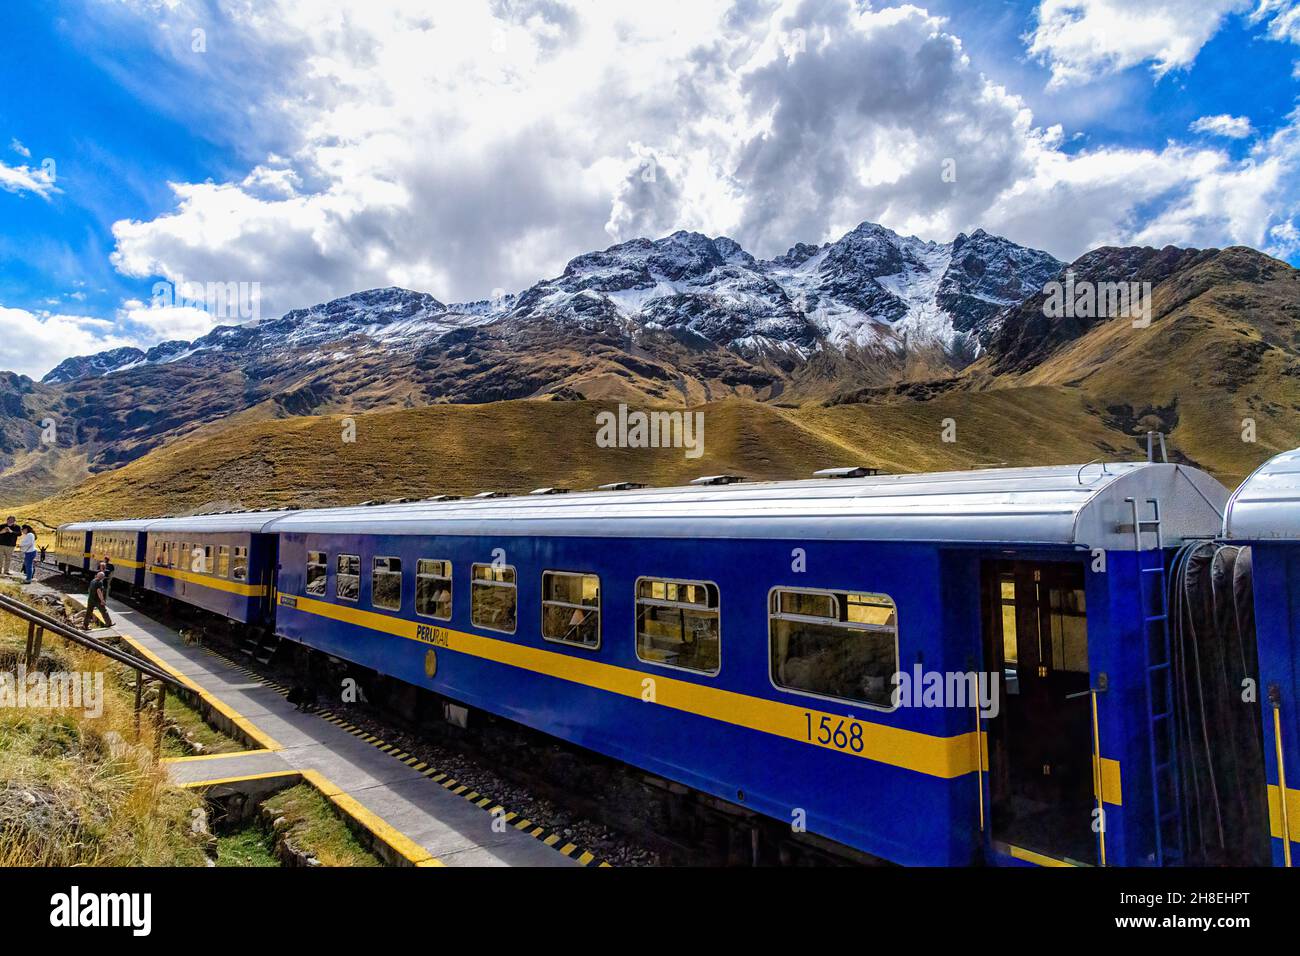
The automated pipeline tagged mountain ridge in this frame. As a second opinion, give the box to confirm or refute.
[5,222,1297,509]
[38,221,1061,385]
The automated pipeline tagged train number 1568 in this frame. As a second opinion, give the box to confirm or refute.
[804,713,865,754]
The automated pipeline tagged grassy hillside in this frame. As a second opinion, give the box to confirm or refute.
[972,247,1300,487]
[12,385,1253,528]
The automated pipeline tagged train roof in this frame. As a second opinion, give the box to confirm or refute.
[1223,447,1300,541]
[260,461,1227,550]
[62,518,156,532]
[63,511,297,534]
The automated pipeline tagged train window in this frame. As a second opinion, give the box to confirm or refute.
[306,551,328,596]
[216,546,230,578]
[372,557,402,611]
[335,553,359,601]
[471,563,516,633]
[203,545,215,575]
[541,571,600,649]
[635,578,720,674]
[416,559,452,620]
[769,588,898,709]
[232,546,248,582]
[1048,584,1088,673]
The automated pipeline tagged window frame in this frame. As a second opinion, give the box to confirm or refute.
[766,584,900,713]
[470,562,517,635]
[633,575,722,676]
[334,552,360,603]
[232,545,249,582]
[540,568,602,651]
[414,558,453,622]
[371,555,403,612]
[305,550,329,597]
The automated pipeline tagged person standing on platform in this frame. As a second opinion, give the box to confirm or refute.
[19,525,37,584]
[0,517,18,577]
[100,554,116,598]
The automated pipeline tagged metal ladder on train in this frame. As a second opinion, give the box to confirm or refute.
[1128,495,1184,865]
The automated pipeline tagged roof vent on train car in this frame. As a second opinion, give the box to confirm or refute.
[813,466,882,479]
[529,487,568,495]
[597,481,646,491]
[470,491,506,499]
[423,494,462,502]
[387,497,419,504]
[690,475,746,486]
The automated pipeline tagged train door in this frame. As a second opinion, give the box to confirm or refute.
[981,560,1097,865]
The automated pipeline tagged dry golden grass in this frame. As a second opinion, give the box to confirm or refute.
[0,584,208,866]
[15,385,1264,527]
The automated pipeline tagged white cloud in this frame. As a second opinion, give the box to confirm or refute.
[86,0,1300,326]
[1190,113,1255,138]
[1026,1,1300,87]
[1255,0,1300,41]
[9,138,31,158]
[0,158,57,199]
[0,307,137,379]
[1026,0,1252,86]
[118,302,226,342]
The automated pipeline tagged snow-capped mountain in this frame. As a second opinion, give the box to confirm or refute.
[38,222,1062,385]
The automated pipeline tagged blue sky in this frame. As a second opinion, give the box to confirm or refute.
[2,0,1299,378]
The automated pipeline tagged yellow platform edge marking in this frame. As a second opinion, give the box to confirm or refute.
[179,769,299,789]
[300,769,442,867]
[203,619,614,866]
[163,748,274,764]
[115,631,284,752]
[183,768,443,867]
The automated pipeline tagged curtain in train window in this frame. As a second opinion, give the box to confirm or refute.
[306,550,328,596]
[769,588,898,708]
[416,559,452,620]
[216,545,231,578]
[541,571,601,647]
[372,556,402,611]
[635,578,719,673]
[335,553,360,601]
[471,563,516,633]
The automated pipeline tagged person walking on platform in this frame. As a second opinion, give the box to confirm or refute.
[0,516,18,577]
[19,525,37,584]
[84,570,112,628]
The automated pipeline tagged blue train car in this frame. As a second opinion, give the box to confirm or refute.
[1223,447,1300,867]
[81,520,151,590]
[142,512,290,625]
[267,462,1227,866]
[51,524,92,576]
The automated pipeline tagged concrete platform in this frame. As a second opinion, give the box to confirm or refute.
[19,580,578,867]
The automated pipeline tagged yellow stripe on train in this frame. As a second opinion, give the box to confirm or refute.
[280,591,987,781]
[149,565,267,597]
